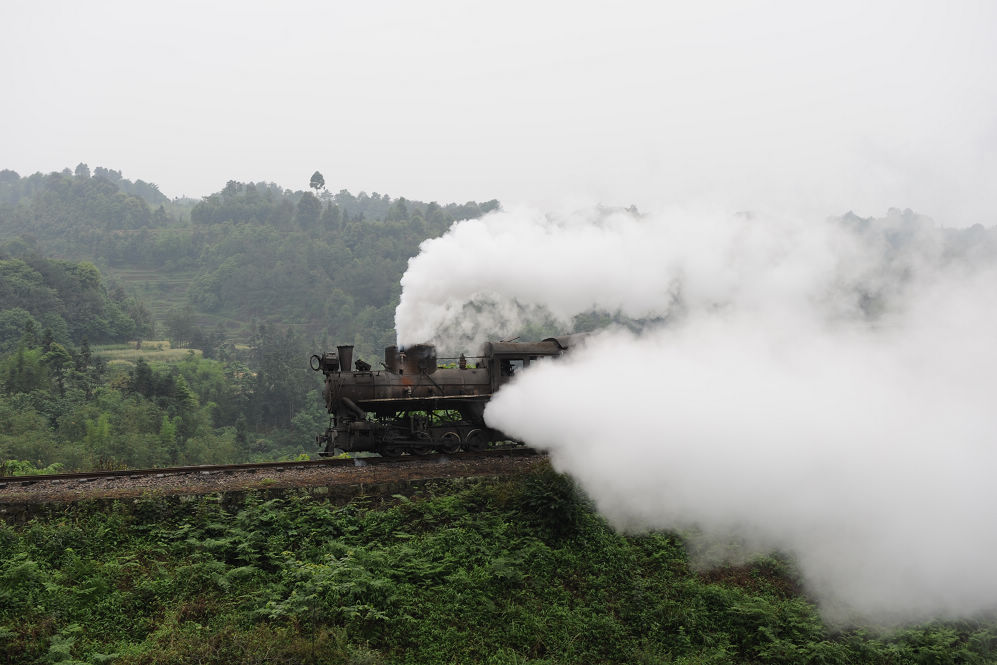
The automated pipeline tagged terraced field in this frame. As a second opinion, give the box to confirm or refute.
[103,266,195,323]
[93,340,202,367]
[102,265,253,339]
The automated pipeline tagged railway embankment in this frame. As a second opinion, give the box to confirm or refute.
[0,452,544,522]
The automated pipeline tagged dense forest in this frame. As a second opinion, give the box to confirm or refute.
[0,165,498,472]
[0,253,152,354]
[0,165,497,355]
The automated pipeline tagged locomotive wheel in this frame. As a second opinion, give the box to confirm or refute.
[411,431,433,455]
[438,431,461,454]
[381,446,404,457]
[464,429,488,452]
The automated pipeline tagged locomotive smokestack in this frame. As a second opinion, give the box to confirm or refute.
[398,343,438,374]
[384,345,400,373]
[337,345,354,373]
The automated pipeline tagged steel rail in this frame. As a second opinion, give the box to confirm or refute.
[0,448,541,486]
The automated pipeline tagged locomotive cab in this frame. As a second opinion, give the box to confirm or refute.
[480,337,571,392]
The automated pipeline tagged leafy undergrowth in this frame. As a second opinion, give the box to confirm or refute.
[1,464,995,664]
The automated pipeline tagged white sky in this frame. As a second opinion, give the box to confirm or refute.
[2,1,995,223]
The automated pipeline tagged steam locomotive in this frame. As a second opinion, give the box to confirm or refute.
[310,335,582,455]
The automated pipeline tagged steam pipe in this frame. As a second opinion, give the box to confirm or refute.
[339,397,366,420]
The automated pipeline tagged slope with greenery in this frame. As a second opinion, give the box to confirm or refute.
[2,468,994,664]
[0,251,154,354]
[0,167,499,359]
[0,321,324,473]
[0,165,503,471]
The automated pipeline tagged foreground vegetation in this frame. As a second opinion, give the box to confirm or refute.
[2,467,994,664]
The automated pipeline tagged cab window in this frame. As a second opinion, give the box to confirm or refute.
[500,358,525,376]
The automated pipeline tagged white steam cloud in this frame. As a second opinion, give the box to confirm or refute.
[394,206,997,622]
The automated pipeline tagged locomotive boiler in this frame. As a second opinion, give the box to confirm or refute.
[310,336,582,455]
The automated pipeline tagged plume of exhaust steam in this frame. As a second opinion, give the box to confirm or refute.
[394,205,997,623]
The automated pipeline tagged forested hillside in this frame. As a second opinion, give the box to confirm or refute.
[0,166,497,357]
[0,165,499,473]
[0,252,153,354]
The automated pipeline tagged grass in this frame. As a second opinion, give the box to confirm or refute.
[94,340,202,364]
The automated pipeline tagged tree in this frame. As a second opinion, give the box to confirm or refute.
[309,171,325,193]
[320,203,343,231]
[130,358,155,396]
[42,343,72,394]
[83,413,113,463]
[0,309,40,354]
[2,345,48,394]
[77,337,92,371]
[165,305,196,348]
[296,192,322,229]
[249,324,314,428]
[387,198,409,221]
[158,415,179,462]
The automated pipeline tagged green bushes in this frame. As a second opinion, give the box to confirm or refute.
[2,471,997,664]
[511,464,591,541]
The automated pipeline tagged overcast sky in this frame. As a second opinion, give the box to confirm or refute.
[3,1,995,223]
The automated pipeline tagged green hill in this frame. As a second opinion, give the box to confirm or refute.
[0,167,499,359]
[0,166,503,469]
[2,468,994,664]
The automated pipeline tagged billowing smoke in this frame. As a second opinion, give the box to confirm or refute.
[395,206,997,623]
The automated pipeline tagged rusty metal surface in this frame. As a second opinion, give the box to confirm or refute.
[314,337,575,455]
[397,343,438,375]
[542,333,589,349]
[479,339,565,357]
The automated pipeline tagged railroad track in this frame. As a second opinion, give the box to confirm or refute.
[0,447,541,488]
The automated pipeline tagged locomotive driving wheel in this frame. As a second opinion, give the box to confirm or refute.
[410,431,434,456]
[438,431,461,454]
[464,429,488,452]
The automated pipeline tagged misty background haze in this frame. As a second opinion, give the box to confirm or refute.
[3,1,996,222]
